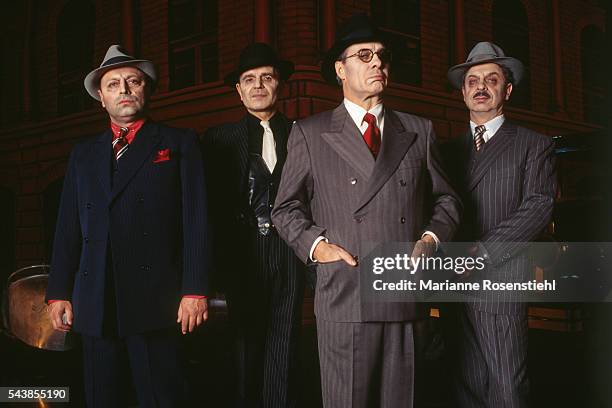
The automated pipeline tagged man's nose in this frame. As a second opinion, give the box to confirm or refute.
[254,76,263,88]
[119,78,130,94]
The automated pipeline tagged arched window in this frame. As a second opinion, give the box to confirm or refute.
[581,25,605,125]
[43,178,64,262]
[492,0,530,109]
[57,0,95,116]
[169,0,219,90]
[371,0,421,85]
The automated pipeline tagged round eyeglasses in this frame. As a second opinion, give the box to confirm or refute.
[340,48,393,65]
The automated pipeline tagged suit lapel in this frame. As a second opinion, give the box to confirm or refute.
[467,121,516,191]
[89,130,113,201]
[321,104,375,180]
[111,121,162,201]
[354,109,416,213]
[235,116,251,196]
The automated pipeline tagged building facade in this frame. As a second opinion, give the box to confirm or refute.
[0,0,607,281]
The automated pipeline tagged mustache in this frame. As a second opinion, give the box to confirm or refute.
[474,90,490,98]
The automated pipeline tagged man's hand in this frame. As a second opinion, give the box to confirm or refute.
[177,297,208,334]
[48,300,73,332]
[410,236,437,261]
[313,241,357,266]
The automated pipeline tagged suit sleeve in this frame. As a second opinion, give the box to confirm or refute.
[180,130,210,295]
[422,120,462,242]
[480,135,556,266]
[46,148,82,302]
[272,122,326,263]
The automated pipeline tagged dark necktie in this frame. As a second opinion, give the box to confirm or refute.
[113,127,129,160]
[362,112,381,158]
[474,125,486,152]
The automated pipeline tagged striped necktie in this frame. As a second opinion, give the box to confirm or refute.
[474,125,486,152]
[113,127,130,160]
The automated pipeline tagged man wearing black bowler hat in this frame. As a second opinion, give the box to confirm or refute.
[272,14,460,407]
[202,43,304,408]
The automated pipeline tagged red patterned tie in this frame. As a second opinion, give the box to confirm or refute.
[362,112,381,158]
[113,127,129,160]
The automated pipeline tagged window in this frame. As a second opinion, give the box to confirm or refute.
[492,0,531,109]
[371,0,421,85]
[581,26,605,125]
[169,0,219,90]
[57,0,95,115]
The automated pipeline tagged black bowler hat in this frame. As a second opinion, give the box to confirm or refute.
[321,13,389,84]
[224,43,295,86]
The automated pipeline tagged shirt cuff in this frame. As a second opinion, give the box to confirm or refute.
[47,299,63,305]
[421,231,440,251]
[183,295,207,299]
[310,236,329,262]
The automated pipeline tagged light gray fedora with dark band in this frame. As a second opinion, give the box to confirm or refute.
[447,41,524,89]
[84,45,157,101]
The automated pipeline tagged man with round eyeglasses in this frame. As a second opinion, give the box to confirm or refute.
[272,14,461,407]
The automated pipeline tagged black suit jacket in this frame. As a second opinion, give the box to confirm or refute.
[201,113,294,290]
[444,120,556,314]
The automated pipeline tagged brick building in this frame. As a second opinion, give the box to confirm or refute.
[0,0,607,281]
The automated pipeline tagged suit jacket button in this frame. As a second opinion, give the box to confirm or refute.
[355,217,362,223]
[400,217,406,224]
[83,270,88,276]
[400,180,407,186]
[84,237,89,243]
[143,231,148,237]
[86,203,92,209]
[350,178,357,185]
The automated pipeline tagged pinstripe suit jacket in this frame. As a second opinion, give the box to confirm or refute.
[202,113,299,289]
[272,103,461,322]
[447,120,556,314]
[46,121,210,336]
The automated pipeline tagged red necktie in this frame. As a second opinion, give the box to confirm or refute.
[362,113,381,158]
[112,127,129,160]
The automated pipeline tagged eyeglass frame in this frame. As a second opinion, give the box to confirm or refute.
[339,48,393,65]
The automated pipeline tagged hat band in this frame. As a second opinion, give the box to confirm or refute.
[467,53,505,63]
[101,56,136,67]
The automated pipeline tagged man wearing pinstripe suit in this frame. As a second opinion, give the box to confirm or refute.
[273,14,461,407]
[202,43,304,408]
[444,42,556,407]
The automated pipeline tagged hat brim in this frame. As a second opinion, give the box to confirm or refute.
[84,59,157,101]
[447,56,524,89]
[223,60,295,86]
[321,35,388,85]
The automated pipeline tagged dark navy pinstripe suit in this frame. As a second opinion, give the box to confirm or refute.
[46,121,210,406]
[444,120,556,407]
[202,113,304,408]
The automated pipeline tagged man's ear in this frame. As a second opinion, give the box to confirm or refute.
[235,83,245,102]
[505,82,513,101]
[97,90,105,108]
[335,61,345,81]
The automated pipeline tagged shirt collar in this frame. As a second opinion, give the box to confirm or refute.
[470,114,505,143]
[343,98,385,135]
[110,118,146,144]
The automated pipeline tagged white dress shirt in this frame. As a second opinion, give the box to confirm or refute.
[470,114,505,143]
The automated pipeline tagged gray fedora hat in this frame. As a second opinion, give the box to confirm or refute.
[84,45,157,101]
[447,42,523,89]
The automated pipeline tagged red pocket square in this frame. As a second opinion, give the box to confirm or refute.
[153,148,171,163]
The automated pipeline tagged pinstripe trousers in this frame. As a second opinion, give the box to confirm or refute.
[444,304,529,408]
[227,230,304,408]
[316,320,417,408]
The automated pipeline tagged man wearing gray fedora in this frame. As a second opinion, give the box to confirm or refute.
[272,14,461,407]
[444,42,556,407]
[201,43,304,407]
[46,45,210,407]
